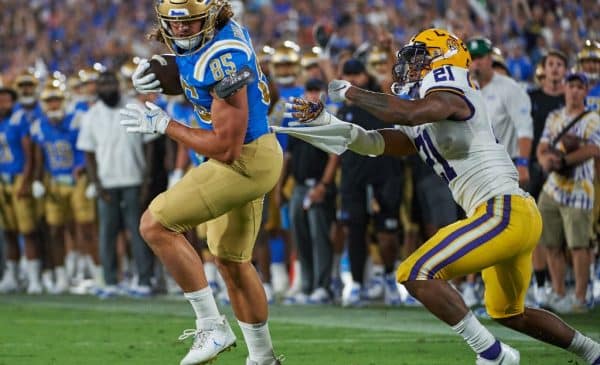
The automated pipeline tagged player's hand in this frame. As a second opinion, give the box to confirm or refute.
[168,168,184,189]
[85,183,98,199]
[32,180,45,199]
[284,94,335,126]
[120,102,170,134]
[131,59,163,94]
[328,79,351,103]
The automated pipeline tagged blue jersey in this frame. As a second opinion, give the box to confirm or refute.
[176,20,270,144]
[33,114,79,177]
[15,102,44,124]
[168,100,205,166]
[0,109,29,175]
[586,82,600,113]
[272,84,304,150]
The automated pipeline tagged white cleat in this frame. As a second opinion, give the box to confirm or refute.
[179,315,236,365]
[383,274,402,306]
[26,281,43,295]
[476,343,520,365]
[0,276,19,294]
[341,282,363,307]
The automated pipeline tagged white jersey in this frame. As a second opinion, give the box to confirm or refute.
[397,65,525,216]
[480,73,533,158]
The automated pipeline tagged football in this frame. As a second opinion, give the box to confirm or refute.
[146,54,183,95]
[560,133,581,153]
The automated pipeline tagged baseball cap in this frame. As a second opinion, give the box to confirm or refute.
[342,58,366,75]
[565,72,589,86]
[466,37,493,58]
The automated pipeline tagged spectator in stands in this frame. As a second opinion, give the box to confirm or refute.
[527,49,567,306]
[537,72,600,313]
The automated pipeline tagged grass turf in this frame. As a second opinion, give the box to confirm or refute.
[0,294,598,364]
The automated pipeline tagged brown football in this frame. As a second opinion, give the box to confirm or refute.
[147,54,183,95]
[560,133,581,153]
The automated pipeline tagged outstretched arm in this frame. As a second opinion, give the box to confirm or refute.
[344,87,471,126]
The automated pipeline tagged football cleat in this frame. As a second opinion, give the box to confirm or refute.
[462,283,480,308]
[476,343,520,365]
[179,315,237,365]
[342,282,363,307]
[307,287,331,305]
[0,274,19,294]
[363,276,384,300]
[383,274,402,306]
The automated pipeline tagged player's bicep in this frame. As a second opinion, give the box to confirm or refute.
[421,90,472,122]
[211,85,248,143]
[380,129,416,157]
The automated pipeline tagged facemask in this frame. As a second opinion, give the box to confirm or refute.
[98,91,120,107]
[275,75,296,85]
[46,110,65,121]
[19,96,36,106]
[174,36,201,50]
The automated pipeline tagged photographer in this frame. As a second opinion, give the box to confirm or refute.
[536,72,600,313]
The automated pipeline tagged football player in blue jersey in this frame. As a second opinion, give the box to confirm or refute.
[577,40,600,113]
[14,70,45,123]
[120,1,282,365]
[31,81,98,294]
[0,82,42,294]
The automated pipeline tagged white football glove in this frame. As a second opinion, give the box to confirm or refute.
[85,183,97,199]
[284,94,337,127]
[168,168,184,189]
[131,59,162,94]
[120,102,171,134]
[328,79,351,103]
[31,180,45,199]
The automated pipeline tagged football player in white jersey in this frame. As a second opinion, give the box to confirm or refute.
[274,28,600,365]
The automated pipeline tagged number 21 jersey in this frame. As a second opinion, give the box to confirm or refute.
[397,65,524,216]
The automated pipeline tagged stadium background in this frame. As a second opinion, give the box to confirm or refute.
[1,0,600,364]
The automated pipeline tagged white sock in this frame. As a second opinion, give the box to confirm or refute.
[451,312,497,355]
[184,287,220,321]
[238,320,275,362]
[568,331,600,363]
[204,262,218,284]
[26,259,41,284]
[92,265,104,286]
[3,260,17,281]
[55,266,67,286]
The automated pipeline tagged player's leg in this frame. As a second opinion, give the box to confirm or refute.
[141,133,282,364]
[44,184,71,294]
[399,196,534,363]
[0,181,21,292]
[13,175,42,294]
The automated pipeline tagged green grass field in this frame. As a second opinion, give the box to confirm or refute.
[0,295,598,365]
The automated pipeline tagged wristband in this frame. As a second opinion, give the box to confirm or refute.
[514,157,529,168]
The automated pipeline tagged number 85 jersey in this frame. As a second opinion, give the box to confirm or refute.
[397,65,524,216]
[175,20,270,144]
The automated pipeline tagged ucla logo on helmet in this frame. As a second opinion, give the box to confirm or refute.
[169,8,190,16]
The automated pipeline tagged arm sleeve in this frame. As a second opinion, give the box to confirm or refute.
[505,82,533,139]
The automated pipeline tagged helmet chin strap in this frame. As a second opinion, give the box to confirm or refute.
[275,75,296,85]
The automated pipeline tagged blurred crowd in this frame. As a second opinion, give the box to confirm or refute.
[1,0,599,83]
[1,0,600,316]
